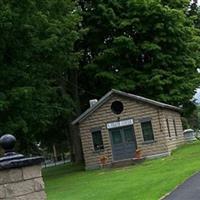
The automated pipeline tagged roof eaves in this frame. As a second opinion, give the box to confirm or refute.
[72,90,114,125]
[72,89,181,125]
[112,89,181,112]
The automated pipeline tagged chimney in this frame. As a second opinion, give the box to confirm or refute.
[89,99,98,107]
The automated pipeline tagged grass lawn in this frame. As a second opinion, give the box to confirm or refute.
[43,142,200,200]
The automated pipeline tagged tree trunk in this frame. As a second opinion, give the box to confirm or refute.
[60,69,83,163]
[68,122,83,163]
[52,144,57,161]
[68,70,83,163]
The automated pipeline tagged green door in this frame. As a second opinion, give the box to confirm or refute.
[110,126,137,161]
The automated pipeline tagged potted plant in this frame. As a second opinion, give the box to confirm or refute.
[99,155,108,168]
[135,149,142,159]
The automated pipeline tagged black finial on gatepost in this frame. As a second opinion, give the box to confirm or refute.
[0,134,43,170]
[0,134,17,156]
[0,134,25,164]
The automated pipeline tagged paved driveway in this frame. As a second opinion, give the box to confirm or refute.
[163,172,200,200]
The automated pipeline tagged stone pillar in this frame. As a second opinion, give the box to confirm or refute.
[0,134,47,200]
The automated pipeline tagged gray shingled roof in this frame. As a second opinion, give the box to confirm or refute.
[72,89,181,125]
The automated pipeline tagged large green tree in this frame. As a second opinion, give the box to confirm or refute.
[79,0,200,106]
[1,0,200,162]
[0,0,82,156]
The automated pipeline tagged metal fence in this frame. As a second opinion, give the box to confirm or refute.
[42,153,70,168]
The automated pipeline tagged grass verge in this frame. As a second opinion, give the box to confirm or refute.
[43,142,200,200]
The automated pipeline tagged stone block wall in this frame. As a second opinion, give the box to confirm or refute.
[79,93,183,169]
[0,165,46,200]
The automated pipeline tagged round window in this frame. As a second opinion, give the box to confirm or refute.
[111,101,124,114]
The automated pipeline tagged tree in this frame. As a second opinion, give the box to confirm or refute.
[182,101,200,129]
[188,0,198,17]
[79,0,200,106]
[0,0,82,157]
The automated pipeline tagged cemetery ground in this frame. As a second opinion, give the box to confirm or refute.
[43,142,200,200]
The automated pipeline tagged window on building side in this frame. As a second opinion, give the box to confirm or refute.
[166,119,171,137]
[92,130,104,151]
[141,121,154,141]
[173,119,178,137]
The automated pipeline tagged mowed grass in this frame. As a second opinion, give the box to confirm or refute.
[43,142,200,200]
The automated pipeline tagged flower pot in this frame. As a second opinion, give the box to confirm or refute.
[135,149,142,159]
[99,155,108,167]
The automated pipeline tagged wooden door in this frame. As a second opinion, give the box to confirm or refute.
[110,126,137,161]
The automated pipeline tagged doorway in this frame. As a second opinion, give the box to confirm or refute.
[109,126,137,161]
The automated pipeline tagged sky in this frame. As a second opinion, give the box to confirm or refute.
[192,1,200,102]
[193,88,200,103]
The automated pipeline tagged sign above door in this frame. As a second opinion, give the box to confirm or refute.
[107,119,133,129]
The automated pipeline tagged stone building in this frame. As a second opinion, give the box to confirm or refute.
[72,89,184,170]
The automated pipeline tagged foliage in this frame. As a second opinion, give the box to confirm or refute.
[182,101,200,129]
[1,0,200,158]
[0,0,81,154]
[43,142,200,200]
[79,0,200,106]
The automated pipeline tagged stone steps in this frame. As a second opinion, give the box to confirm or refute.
[111,158,145,168]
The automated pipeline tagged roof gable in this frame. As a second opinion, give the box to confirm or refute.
[72,89,181,125]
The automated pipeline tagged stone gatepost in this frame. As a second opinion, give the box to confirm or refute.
[0,134,47,200]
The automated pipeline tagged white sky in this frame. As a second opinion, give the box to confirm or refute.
[195,1,200,102]
[194,88,200,103]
